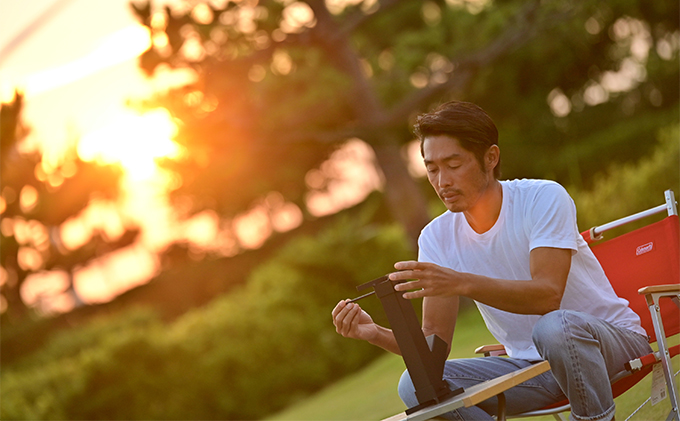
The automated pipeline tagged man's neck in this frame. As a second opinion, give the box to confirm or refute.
[463,180,503,234]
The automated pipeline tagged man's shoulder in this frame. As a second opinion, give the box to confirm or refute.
[424,210,453,226]
[421,210,457,236]
[503,178,570,202]
[502,178,564,191]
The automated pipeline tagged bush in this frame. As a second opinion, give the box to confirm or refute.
[165,216,413,419]
[570,123,680,235]
[1,217,412,420]
[1,308,178,420]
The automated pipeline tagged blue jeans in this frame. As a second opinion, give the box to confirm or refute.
[398,310,652,421]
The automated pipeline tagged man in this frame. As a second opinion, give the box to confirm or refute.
[331,101,651,420]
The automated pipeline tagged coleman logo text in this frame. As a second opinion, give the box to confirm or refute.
[636,242,654,256]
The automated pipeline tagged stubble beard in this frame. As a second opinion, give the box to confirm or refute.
[439,171,491,213]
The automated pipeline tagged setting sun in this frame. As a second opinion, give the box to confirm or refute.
[78,108,182,180]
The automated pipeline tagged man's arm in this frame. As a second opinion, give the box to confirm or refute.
[332,299,402,355]
[422,295,459,354]
[332,294,460,356]
[390,247,571,315]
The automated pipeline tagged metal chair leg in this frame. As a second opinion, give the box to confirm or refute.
[646,291,680,421]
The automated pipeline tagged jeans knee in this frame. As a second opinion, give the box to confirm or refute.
[398,369,418,408]
[532,310,570,354]
[533,310,594,357]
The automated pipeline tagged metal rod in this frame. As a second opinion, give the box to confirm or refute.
[592,203,667,236]
[349,290,375,303]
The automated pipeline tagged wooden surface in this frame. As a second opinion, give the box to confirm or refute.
[382,412,409,421]
[638,284,680,295]
[381,361,551,421]
[474,344,506,355]
[459,360,550,407]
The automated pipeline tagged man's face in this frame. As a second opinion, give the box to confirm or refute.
[422,135,494,213]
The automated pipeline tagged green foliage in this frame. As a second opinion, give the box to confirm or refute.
[7,307,160,371]
[1,308,168,419]
[1,218,412,420]
[570,123,680,234]
[166,216,413,419]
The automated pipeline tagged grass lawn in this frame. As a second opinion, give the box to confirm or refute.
[267,308,679,421]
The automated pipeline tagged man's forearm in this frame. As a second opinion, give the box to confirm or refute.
[392,248,571,315]
[368,325,402,355]
[461,247,571,315]
[461,273,563,315]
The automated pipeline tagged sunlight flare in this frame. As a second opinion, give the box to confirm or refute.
[77,108,181,180]
[0,24,151,99]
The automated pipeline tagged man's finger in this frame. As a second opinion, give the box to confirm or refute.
[341,304,360,336]
[393,280,421,291]
[333,301,353,328]
[389,269,421,281]
[331,299,349,318]
[393,260,421,270]
[402,290,426,300]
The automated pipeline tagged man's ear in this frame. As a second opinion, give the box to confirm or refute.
[485,145,500,172]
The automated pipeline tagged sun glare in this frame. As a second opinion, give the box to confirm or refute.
[78,108,181,180]
[0,24,151,100]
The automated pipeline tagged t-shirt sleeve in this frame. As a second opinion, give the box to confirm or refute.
[418,223,447,265]
[528,182,579,253]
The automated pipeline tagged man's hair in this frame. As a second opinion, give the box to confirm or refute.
[414,101,501,178]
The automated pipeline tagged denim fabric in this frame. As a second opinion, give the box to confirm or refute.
[397,310,652,421]
[532,310,652,421]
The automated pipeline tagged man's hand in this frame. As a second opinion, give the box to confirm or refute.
[332,300,377,341]
[390,247,571,315]
[389,261,463,300]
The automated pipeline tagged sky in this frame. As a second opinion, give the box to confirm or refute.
[0,0,389,314]
[1,0,151,151]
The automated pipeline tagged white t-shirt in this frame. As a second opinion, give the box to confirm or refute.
[418,179,645,360]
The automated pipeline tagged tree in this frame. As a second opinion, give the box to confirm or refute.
[131,0,678,250]
[0,93,139,321]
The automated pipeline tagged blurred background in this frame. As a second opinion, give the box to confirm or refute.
[1,0,678,419]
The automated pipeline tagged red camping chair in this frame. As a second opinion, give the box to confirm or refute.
[475,189,680,421]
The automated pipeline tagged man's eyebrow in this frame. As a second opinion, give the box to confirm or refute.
[423,153,463,165]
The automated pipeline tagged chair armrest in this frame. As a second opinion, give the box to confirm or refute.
[638,284,680,295]
[474,344,507,357]
[624,350,662,372]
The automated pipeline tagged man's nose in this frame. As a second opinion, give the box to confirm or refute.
[438,170,453,187]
